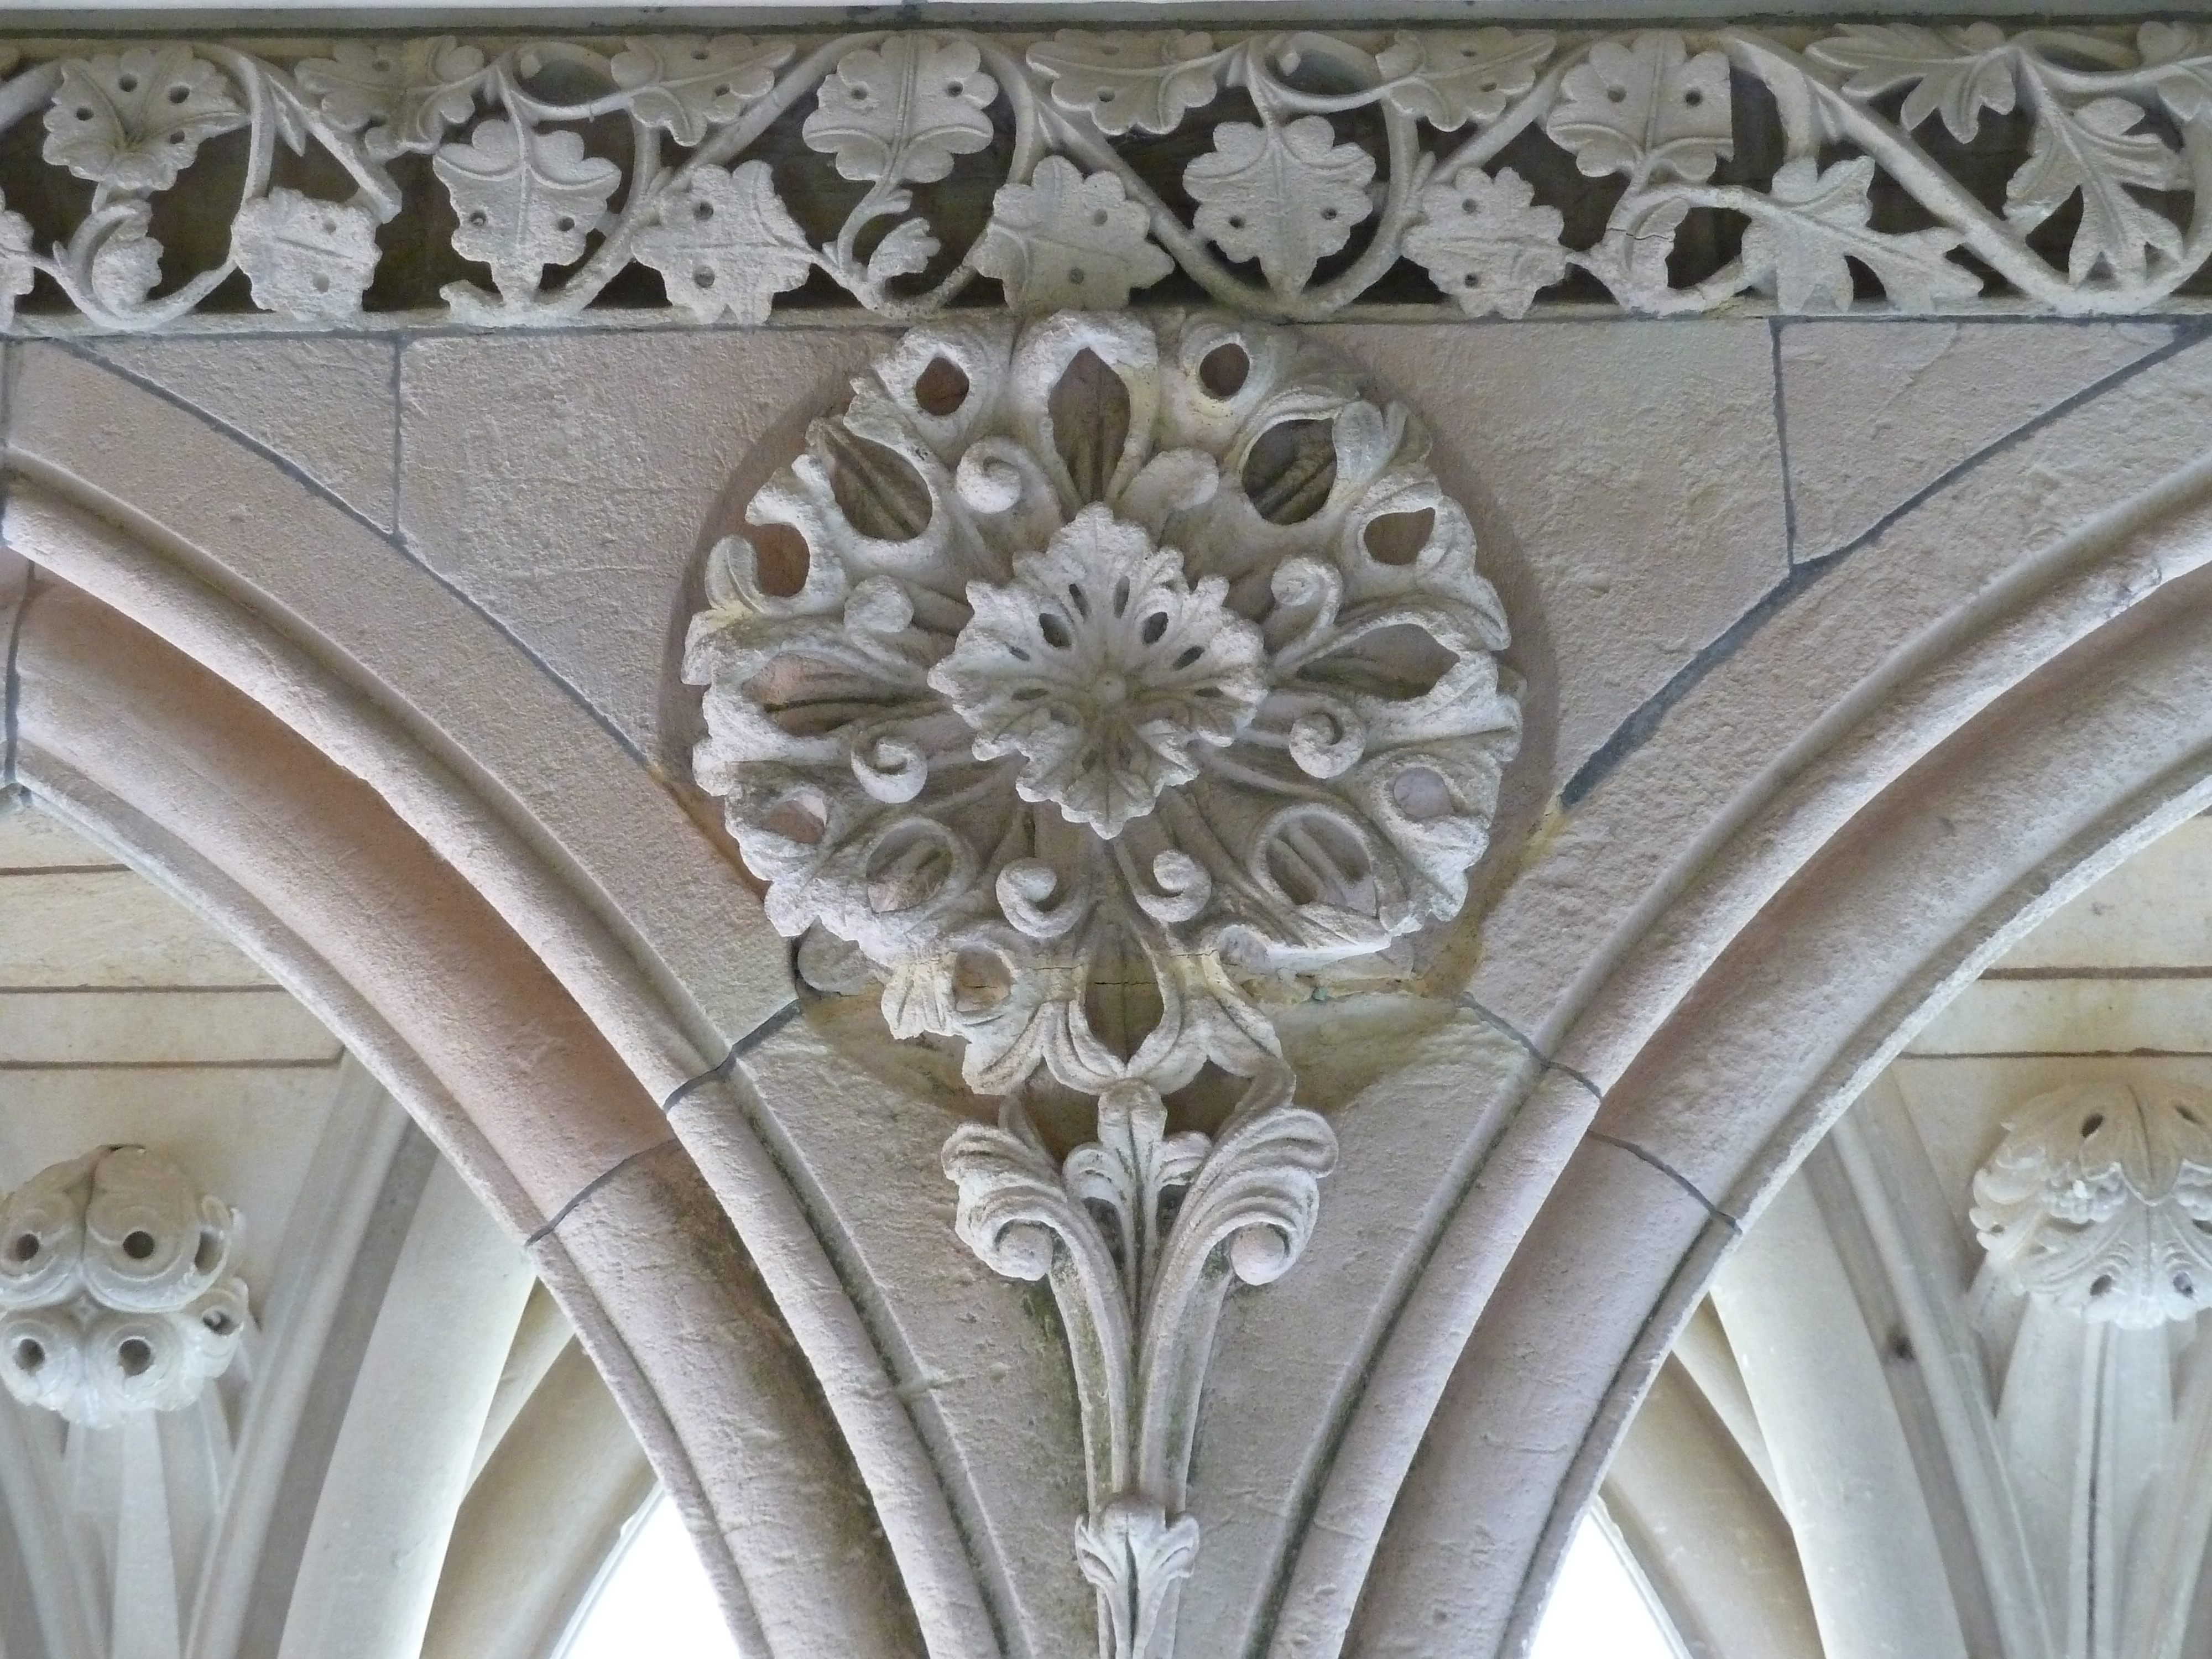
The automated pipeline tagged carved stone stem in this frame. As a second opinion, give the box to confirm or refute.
[945,1066,1335,1659]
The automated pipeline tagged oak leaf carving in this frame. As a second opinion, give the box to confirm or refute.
[2006,96,2183,283]
[803,36,997,185]
[635,161,814,322]
[1741,158,1979,311]
[1027,30,1220,137]
[1403,164,1566,317]
[231,188,382,320]
[43,47,246,194]
[610,35,794,145]
[87,205,163,311]
[1807,23,2017,142]
[294,37,487,161]
[974,156,1172,310]
[2139,22,2212,123]
[1185,116,1375,294]
[1378,29,1553,131]
[1545,33,1732,183]
[434,118,622,299]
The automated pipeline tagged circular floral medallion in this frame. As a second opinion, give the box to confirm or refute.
[686,311,1521,1095]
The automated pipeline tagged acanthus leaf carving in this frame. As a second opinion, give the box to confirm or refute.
[294,35,488,160]
[230,187,383,321]
[1740,156,1980,312]
[608,34,794,145]
[1972,1079,2212,1327]
[1028,31,1224,138]
[633,160,816,325]
[1184,116,1376,295]
[0,1147,249,1428]
[1404,163,1568,319]
[434,116,622,304]
[1378,29,1556,131]
[42,46,246,194]
[974,156,1173,312]
[1545,32,1734,184]
[943,1068,1334,1659]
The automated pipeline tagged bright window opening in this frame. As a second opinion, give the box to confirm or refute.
[560,1489,741,1659]
[1528,1510,1686,1659]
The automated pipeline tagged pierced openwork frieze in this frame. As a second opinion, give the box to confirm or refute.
[0,1147,248,1427]
[4,24,2212,333]
[1972,1079,2212,1328]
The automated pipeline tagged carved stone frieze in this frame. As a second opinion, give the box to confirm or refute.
[1971,1079,2212,1327]
[0,1146,248,1427]
[1,24,2211,332]
[685,309,1519,1097]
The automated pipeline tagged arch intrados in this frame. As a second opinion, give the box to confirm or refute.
[1348,469,2212,1655]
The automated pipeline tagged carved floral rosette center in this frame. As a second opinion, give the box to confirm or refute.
[0,1147,248,1428]
[1972,1079,2212,1328]
[686,310,1521,1098]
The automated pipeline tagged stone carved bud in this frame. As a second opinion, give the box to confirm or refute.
[0,1148,248,1426]
[1971,1080,2212,1328]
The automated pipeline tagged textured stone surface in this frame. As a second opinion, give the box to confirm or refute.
[91,336,400,530]
[398,327,892,761]
[1779,320,2174,561]
[1331,320,1787,786]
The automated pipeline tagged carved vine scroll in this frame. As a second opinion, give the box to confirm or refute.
[3,24,2212,332]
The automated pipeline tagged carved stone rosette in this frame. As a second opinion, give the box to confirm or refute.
[686,311,1516,1657]
[1971,1079,2212,1327]
[0,1147,248,1428]
[686,310,1520,1098]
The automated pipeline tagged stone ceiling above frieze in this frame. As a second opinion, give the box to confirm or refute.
[0,19,2206,335]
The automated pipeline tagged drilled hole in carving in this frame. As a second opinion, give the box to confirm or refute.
[825,426,933,542]
[1173,646,1203,669]
[760,794,827,846]
[1364,509,1435,567]
[117,1338,152,1378]
[1067,582,1091,619]
[1199,343,1250,399]
[1392,766,1455,822]
[1244,421,1337,525]
[12,1339,40,1375]
[1084,924,1162,1064]
[748,522,811,598]
[1303,623,1457,701]
[9,1234,36,1263]
[915,355,969,418]
[2091,1272,2116,1298]
[1049,348,1130,504]
[2083,1113,2106,1138]
[1039,612,1073,649]
[865,824,954,915]
[122,1230,155,1261]
[2179,1272,2197,1298]
[951,948,1012,1016]
[203,1309,234,1335]
[1265,813,1379,915]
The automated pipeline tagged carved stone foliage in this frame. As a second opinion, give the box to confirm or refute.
[944,1067,1334,1659]
[685,309,1520,1098]
[1,24,2211,331]
[1971,1079,2212,1328]
[0,1147,248,1427]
